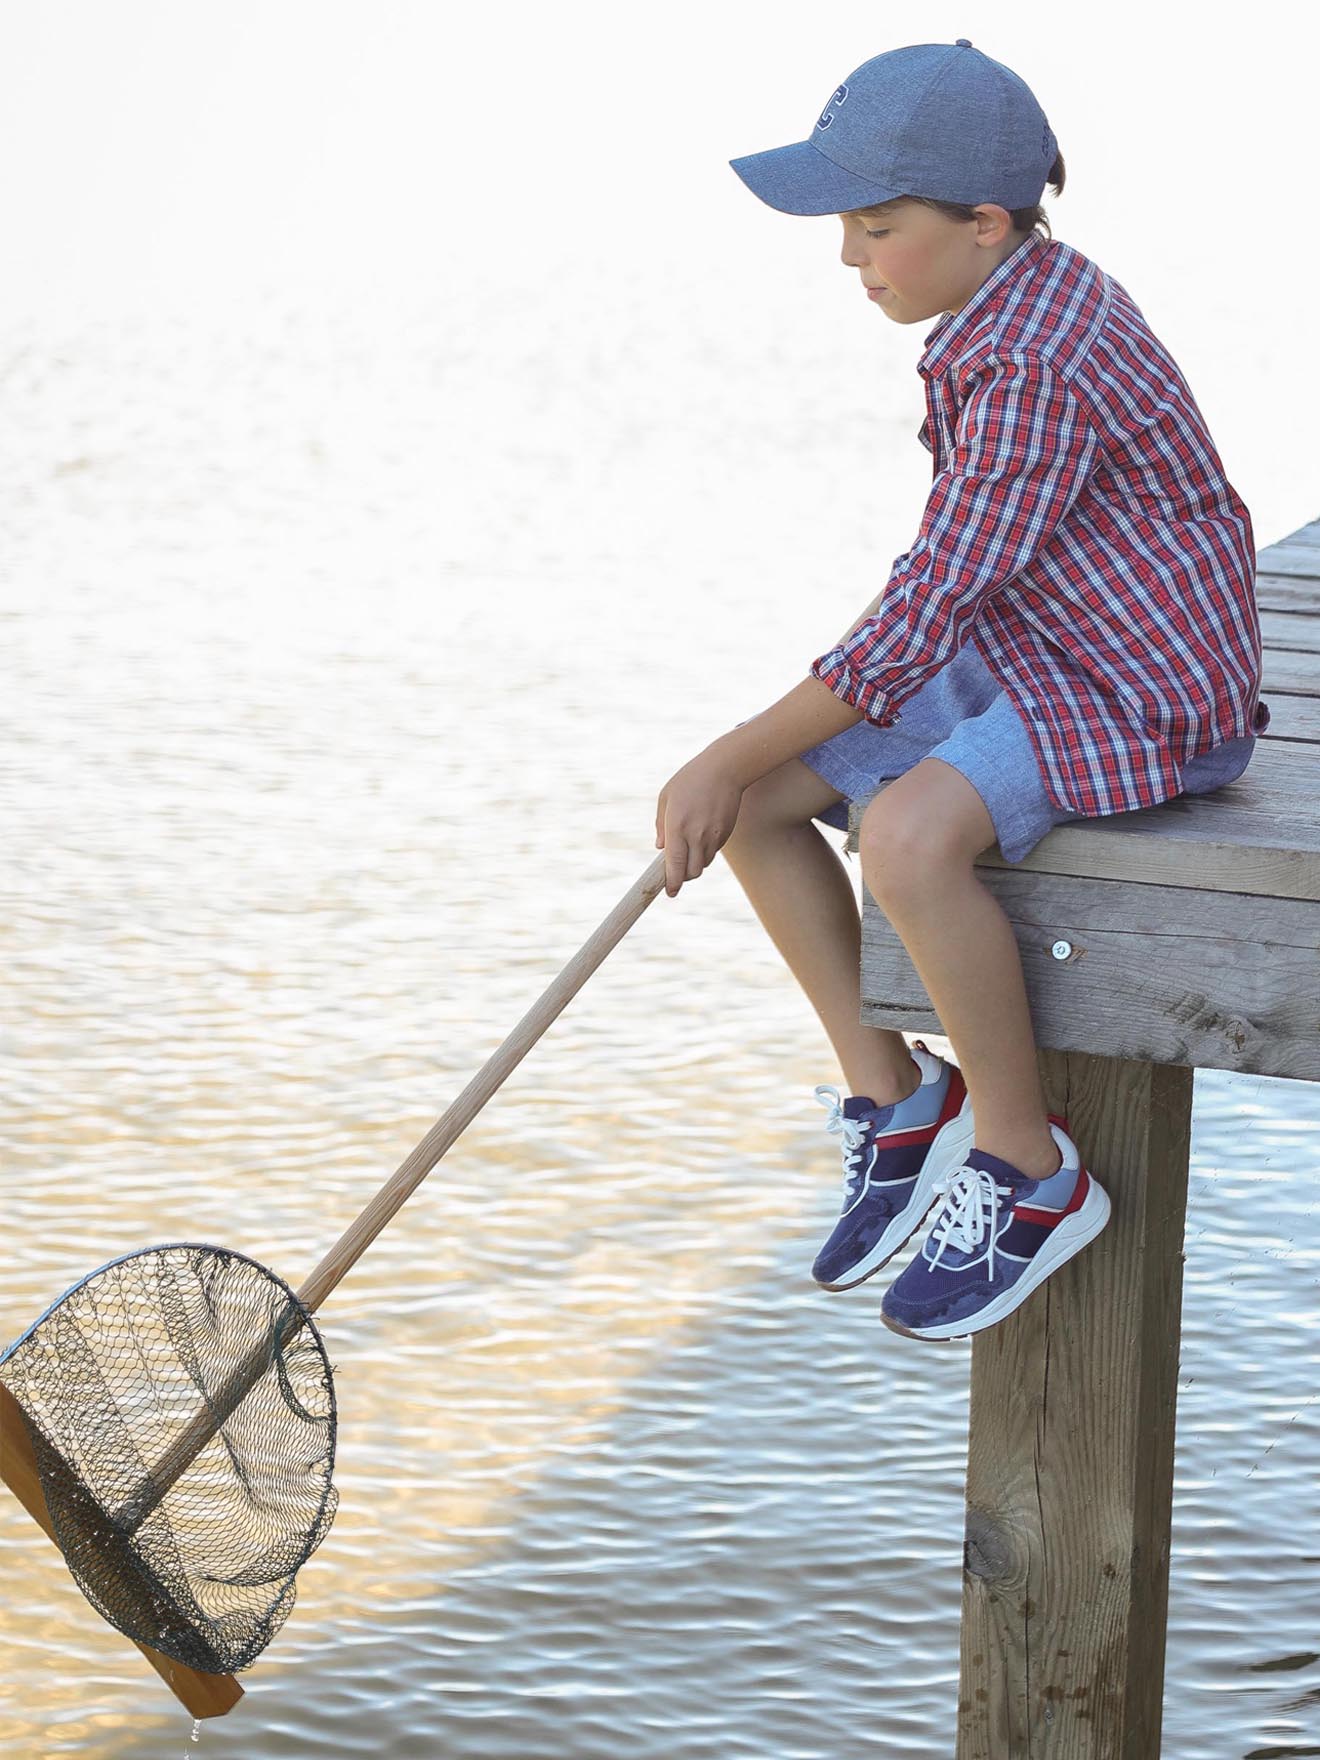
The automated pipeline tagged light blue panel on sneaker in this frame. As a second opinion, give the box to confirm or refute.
[854,1053,949,1132]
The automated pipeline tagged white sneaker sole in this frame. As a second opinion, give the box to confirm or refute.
[817,1097,977,1291]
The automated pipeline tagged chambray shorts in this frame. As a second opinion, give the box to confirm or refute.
[801,636,1258,865]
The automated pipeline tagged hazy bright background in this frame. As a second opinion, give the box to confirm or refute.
[2,4,1318,1757]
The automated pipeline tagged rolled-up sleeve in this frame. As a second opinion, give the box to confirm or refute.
[810,353,1101,726]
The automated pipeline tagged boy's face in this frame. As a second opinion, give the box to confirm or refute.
[838,199,1022,325]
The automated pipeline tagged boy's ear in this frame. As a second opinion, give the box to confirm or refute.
[973,202,1014,237]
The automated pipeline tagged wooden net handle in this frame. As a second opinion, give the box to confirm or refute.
[114,853,670,1534]
[297,852,669,1312]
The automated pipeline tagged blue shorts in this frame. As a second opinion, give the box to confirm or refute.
[800,637,1258,865]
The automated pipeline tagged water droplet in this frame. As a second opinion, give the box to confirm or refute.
[190,1718,202,1743]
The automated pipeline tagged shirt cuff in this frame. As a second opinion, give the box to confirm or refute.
[810,652,899,727]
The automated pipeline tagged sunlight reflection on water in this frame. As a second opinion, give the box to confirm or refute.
[2,116,1318,1760]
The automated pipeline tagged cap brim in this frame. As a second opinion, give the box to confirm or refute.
[728,139,902,216]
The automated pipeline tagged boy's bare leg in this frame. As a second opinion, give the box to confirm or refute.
[858,757,1063,1180]
[721,758,923,1105]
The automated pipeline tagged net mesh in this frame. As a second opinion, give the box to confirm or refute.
[0,1243,338,1674]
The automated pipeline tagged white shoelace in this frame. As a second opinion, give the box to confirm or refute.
[925,1165,1014,1276]
[814,1084,878,1210]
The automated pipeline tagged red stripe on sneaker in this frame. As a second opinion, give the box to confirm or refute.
[1016,1165,1091,1226]
[941,1063,969,1126]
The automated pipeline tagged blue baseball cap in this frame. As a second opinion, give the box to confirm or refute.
[729,39,1058,217]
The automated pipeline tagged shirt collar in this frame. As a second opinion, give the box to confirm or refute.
[918,230,1047,381]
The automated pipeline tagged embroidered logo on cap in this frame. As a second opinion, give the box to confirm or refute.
[817,83,848,129]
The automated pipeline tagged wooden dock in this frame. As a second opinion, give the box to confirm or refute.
[849,510,1319,1757]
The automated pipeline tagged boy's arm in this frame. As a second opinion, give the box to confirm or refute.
[701,584,892,787]
[651,587,896,895]
[654,674,861,896]
[656,360,1099,895]
[710,673,863,789]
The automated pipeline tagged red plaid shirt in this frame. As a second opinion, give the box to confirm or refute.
[810,229,1269,818]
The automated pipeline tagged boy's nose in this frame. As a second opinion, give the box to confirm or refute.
[839,230,866,270]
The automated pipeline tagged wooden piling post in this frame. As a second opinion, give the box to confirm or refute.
[957,1050,1192,1757]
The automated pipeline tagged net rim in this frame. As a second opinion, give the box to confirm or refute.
[1,1241,330,1376]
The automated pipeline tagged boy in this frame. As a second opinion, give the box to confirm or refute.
[653,41,1268,1342]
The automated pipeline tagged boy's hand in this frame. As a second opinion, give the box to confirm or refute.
[654,752,745,898]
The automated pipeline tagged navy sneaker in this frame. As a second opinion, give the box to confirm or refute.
[811,1040,976,1290]
[879,1115,1111,1341]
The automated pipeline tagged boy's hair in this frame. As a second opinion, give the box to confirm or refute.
[849,149,1067,239]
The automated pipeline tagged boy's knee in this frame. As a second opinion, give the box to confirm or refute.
[858,788,967,892]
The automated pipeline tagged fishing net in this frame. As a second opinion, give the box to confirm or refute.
[0,1243,337,1675]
